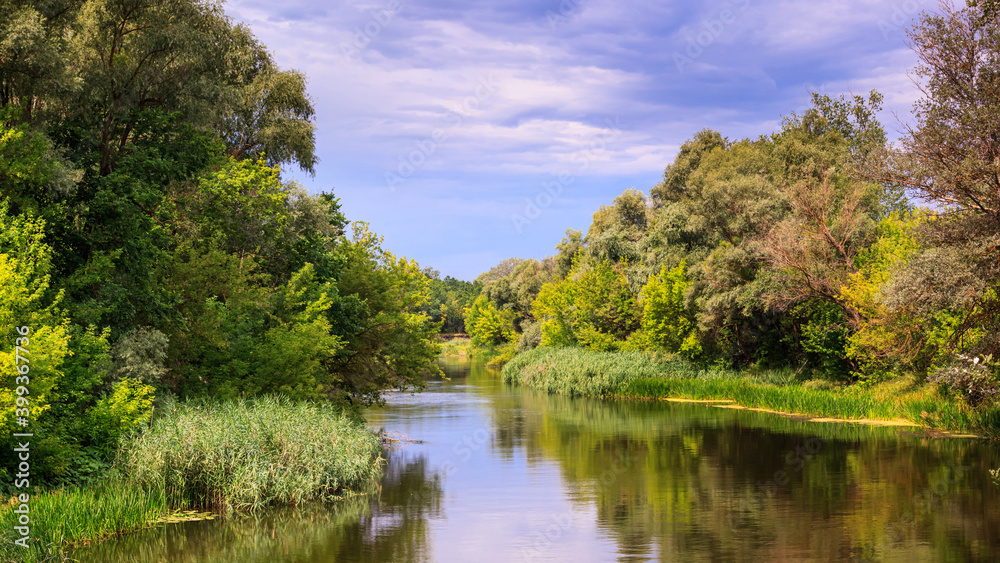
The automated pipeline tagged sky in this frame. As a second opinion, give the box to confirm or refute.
[222,0,931,281]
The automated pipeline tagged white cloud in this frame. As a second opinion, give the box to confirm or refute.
[224,0,931,279]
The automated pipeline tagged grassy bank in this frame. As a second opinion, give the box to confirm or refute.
[502,347,1000,438]
[1,396,383,562]
[440,337,473,357]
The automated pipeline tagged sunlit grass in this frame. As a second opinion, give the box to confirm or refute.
[439,338,472,357]
[0,480,168,563]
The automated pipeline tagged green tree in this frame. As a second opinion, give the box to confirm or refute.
[334,222,442,404]
[532,259,640,352]
[464,294,515,347]
[640,261,700,358]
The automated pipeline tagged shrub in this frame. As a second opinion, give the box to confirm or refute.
[927,354,1000,407]
[464,294,515,347]
[639,261,701,358]
[110,327,170,384]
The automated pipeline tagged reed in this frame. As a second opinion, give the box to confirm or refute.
[0,396,384,562]
[119,396,384,512]
[0,480,167,562]
[503,347,1000,437]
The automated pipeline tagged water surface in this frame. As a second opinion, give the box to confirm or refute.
[77,356,1000,562]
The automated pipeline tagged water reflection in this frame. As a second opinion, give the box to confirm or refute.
[76,356,1000,562]
[74,452,444,563]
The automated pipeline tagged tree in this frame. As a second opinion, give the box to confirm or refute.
[878,2,1000,357]
[650,129,727,209]
[532,259,640,352]
[640,261,700,358]
[476,257,526,285]
[216,23,317,173]
[464,294,515,347]
[334,222,442,404]
[586,188,648,264]
[555,229,583,277]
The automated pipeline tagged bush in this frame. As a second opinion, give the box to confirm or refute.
[111,327,170,384]
[639,261,701,358]
[927,354,1000,407]
[516,319,542,353]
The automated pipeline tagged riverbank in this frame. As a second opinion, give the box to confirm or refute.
[439,337,517,368]
[1,396,384,562]
[501,347,1000,438]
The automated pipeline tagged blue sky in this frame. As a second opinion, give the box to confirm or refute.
[224,0,930,281]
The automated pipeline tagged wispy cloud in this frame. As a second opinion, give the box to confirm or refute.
[225,0,927,279]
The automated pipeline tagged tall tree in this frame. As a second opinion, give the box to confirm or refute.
[880,2,1000,355]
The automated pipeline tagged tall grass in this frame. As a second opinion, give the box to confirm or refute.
[503,347,1000,437]
[119,396,384,512]
[0,480,167,563]
[0,396,385,561]
[502,347,690,396]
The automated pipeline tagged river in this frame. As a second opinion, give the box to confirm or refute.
[76,356,1000,562]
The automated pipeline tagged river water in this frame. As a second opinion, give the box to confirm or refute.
[77,356,1000,562]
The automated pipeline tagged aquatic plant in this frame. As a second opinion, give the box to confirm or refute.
[119,396,384,512]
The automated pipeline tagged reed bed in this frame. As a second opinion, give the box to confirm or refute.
[1,396,385,561]
[119,396,384,512]
[503,347,1000,437]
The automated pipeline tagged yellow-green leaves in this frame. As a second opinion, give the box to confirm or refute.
[640,261,701,359]
[532,259,640,352]
[464,294,516,347]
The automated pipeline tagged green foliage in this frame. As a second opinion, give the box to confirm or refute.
[87,378,156,447]
[247,264,345,400]
[0,201,71,479]
[533,259,640,352]
[796,300,852,379]
[0,0,440,489]
[533,275,577,347]
[333,222,442,403]
[640,261,700,358]
[419,269,480,334]
[464,294,516,347]
[191,157,290,263]
[842,213,924,380]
